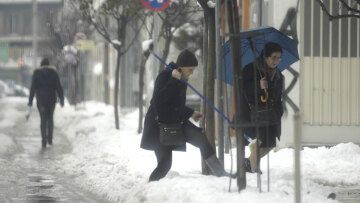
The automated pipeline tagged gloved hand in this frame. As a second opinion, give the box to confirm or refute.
[169,62,182,80]
[60,100,64,107]
[27,102,32,107]
[168,62,179,70]
[171,69,181,80]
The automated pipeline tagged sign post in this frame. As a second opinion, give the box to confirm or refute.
[141,0,171,93]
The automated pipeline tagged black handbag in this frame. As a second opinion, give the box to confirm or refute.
[249,104,280,126]
[158,121,185,146]
[152,79,186,146]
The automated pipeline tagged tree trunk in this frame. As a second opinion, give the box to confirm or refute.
[138,52,150,133]
[204,8,216,175]
[200,8,210,175]
[206,9,216,155]
[114,49,121,130]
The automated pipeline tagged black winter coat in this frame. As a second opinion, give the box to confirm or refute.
[29,65,64,105]
[241,58,284,143]
[140,68,194,151]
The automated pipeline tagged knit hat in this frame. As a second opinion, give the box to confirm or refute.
[176,49,198,67]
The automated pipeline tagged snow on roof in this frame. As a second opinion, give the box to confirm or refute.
[111,40,122,46]
[207,0,215,8]
[142,39,153,52]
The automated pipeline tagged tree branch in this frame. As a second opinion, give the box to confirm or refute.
[120,19,146,56]
[339,0,360,14]
[315,0,360,20]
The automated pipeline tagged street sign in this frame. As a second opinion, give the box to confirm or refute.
[73,31,87,41]
[75,40,95,51]
[141,0,171,11]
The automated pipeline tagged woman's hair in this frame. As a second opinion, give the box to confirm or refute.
[260,42,282,58]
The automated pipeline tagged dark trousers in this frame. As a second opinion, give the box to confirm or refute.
[37,101,56,147]
[149,121,214,181]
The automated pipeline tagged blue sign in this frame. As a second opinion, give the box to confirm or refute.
[142,0,171,11]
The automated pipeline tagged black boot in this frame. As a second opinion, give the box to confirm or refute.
[205,154,236,178]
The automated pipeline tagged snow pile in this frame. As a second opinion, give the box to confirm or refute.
[50,101,359,203]
[302,143,360,186]
[207,1,216,8]
[142,39,153,52]
[0,97,26,128]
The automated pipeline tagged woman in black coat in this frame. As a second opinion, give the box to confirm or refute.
[141,49,232,181]
[241,42,284,173]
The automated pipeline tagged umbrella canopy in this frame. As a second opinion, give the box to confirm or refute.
[221,26,299,84]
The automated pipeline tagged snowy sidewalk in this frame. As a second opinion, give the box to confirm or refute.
[1,97,360,202]
[0,97,110,202]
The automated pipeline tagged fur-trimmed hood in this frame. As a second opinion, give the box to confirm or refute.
[35,65,57,71]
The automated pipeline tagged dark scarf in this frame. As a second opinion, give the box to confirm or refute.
[254,57,280,81]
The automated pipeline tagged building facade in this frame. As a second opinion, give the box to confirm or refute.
[247,0,360,146]
[0,0,63,88]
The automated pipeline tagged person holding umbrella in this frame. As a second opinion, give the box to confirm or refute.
[28,58,64,148]
[241,42,284,173]
[141,49,234,181]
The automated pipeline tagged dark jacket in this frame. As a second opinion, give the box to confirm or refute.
[241,58,284,141]
[28,65,64,105]
[141,67,194,151]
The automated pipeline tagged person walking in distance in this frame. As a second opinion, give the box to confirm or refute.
[28,58,64,148]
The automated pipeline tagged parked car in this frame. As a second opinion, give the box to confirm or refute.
[0,80,9,98]
[0,80,29,97]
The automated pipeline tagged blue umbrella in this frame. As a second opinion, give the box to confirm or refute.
[221,26,299,85]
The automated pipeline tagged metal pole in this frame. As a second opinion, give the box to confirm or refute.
[215,0,224,165]
[294,112,302,203]
[153,12,159,76]
[32,0,38,69]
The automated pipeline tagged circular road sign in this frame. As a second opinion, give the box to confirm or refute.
[142,0,171,12]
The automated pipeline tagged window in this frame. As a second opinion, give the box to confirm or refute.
[7,14,19,34]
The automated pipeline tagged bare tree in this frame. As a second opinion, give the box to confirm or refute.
[43,2,93,104]
[74,0,147,129]
[44,3,92,63]
[157,0,202,71]
[316,0,360,20]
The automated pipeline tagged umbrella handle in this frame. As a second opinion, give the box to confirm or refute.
[261,88,269,103]
[259,72,269,103]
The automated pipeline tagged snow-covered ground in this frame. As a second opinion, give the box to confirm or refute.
[1,97,359,202]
